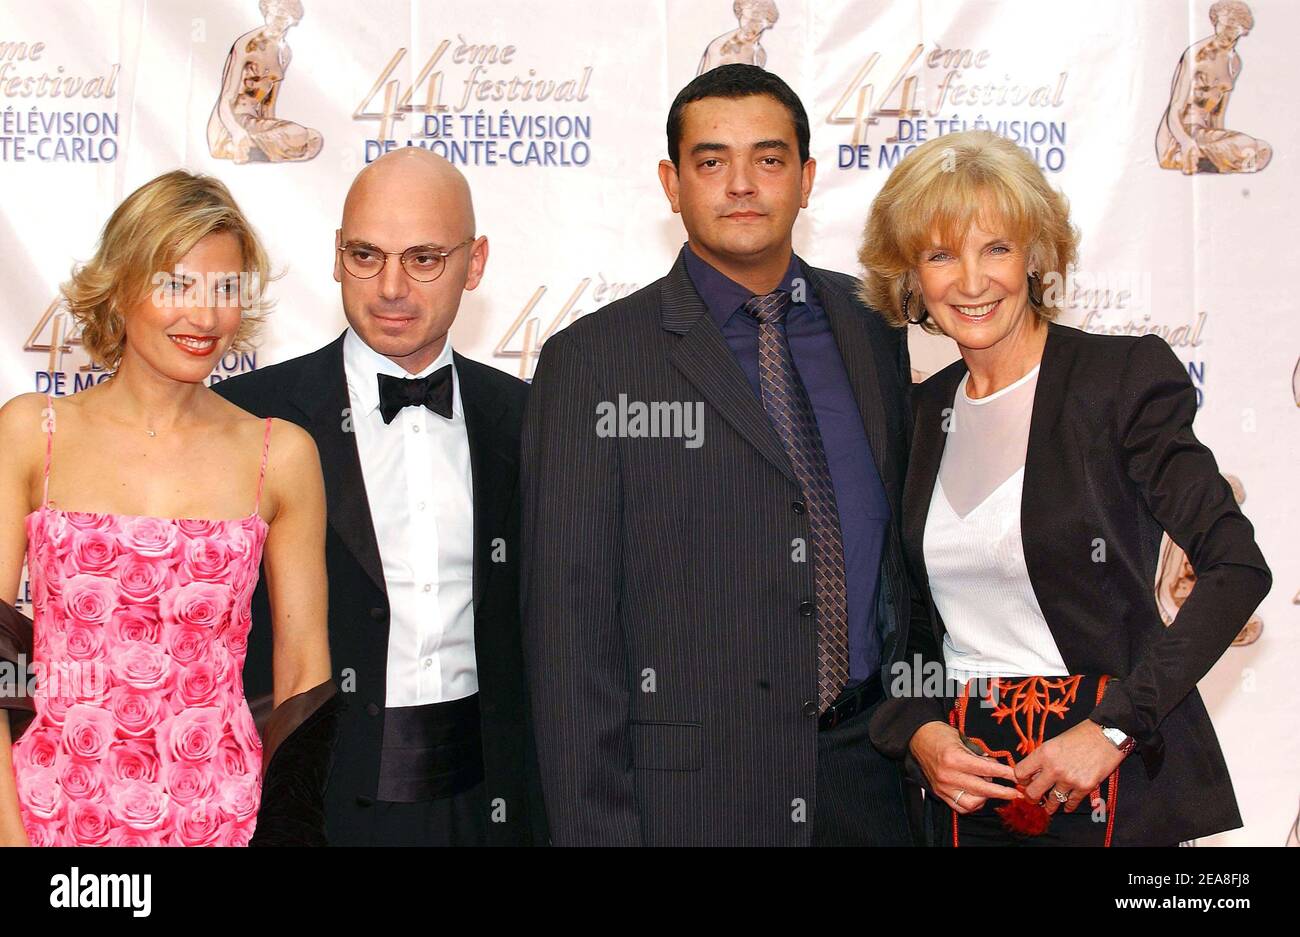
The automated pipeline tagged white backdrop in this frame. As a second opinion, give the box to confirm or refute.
[1,0,1295,845]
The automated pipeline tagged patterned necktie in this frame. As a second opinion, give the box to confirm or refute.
[744,290,850,712]
[377,366,454,425]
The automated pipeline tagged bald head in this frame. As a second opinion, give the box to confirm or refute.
[343,147,475,241]
[334,147,488,375]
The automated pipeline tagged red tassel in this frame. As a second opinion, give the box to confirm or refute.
[995,787,1052,837]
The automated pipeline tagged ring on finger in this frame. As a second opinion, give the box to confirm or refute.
[954,789,966,806]
[1051,786,1069,804]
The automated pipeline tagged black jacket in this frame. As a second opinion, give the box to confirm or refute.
[521,251,915,845]
[214,332,546,845]
[869,321,1272,845]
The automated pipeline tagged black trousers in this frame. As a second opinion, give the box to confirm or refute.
[364,695,489,846]
[939,805,1108,846]
[927,799,1184,847]
[812,701,913,846]
[363,783,489,847]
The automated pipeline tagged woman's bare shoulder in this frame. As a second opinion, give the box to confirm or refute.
[209,391,275,433]
[0,393,52,485]
[211,390,315,457]
[0,392,53,440]
[266,418,320,471]
[262,419,323,523]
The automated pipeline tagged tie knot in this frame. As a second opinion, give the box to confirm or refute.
[743,290,791,325]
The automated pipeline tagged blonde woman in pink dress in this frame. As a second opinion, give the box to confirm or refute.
[0,170,336,847]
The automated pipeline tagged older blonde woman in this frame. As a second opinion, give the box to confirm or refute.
[862,131,1270,846]
[0,170,337,846]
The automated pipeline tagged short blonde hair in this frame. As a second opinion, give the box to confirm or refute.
[857,131,1078,335]
[61,170,273,370]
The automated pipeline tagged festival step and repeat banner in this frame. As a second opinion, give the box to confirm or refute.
[1,0,1295,845]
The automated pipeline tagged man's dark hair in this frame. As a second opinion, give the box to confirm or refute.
[666,64,811,167]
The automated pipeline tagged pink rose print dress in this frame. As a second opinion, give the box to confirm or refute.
[8,413,273,846]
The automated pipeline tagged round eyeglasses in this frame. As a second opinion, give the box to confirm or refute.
[337,236,475,283]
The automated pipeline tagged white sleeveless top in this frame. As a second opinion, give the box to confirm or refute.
[922,365,1069,683]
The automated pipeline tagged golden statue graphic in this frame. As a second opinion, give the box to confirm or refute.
[208,0,323,164]
[1155,473,1262,645]
[697,0,779,76]
[1156,0,1271,174]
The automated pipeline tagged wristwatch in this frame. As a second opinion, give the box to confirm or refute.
[1098,724,1137,755]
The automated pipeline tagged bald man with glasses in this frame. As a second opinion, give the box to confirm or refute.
[217,149,546,846]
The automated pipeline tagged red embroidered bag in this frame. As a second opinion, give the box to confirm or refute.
[947,675,1121,846]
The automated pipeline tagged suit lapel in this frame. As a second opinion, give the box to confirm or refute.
[810,267,892,501]
[1019,323,1068,650]
[455,354,515,613]
[290,332,386,594]
[662,252,796,485]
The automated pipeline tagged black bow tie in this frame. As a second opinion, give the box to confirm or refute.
[377,366,454,424]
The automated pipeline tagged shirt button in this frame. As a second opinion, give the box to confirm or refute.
[418,502,426,511]
[412,424,421,433]
[792,500,806,514]
[365,702,380,717]
[799,600,815,617]
[423,583,432,593]
[422,657,433,669]
[802,700,818,717]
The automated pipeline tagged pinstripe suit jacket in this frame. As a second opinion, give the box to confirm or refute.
[521,248,914,845]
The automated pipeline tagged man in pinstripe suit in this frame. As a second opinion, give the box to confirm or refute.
[521,65,915,845]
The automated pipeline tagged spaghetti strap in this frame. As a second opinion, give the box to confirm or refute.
[254,417,272,515]
[41,394,54,509]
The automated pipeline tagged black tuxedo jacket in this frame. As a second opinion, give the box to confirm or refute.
[214,331,546,845]
[869,321,1272,845]
[521,250,914,845]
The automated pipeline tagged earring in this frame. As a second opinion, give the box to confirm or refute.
[1027,272,1044,307]
[902,289,928,325]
